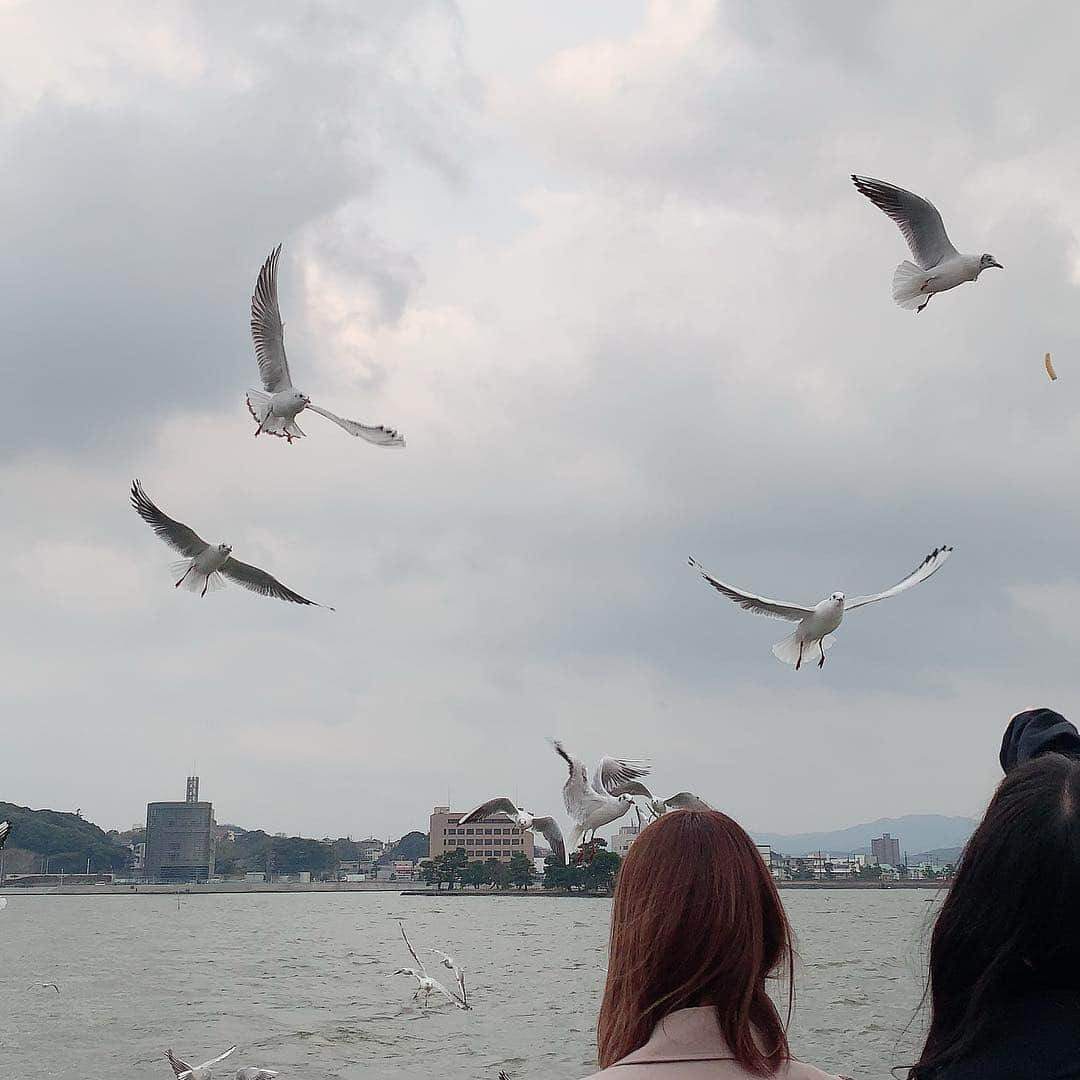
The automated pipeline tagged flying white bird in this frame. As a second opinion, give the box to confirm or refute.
[234,1069,278,1080]
[611,782,712,824]
[27,983,60,994]
[392,923,469,1009]
[689,546,953,670]
[458,799,567,865]
[852,176,1002,312]
[552,741,649,853]
[247,245,405,447]
[131,480,330,608]
[0,821,9,849]
[165,1046,237,1080]
[429,948,469,1008]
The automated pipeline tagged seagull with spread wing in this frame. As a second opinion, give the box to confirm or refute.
[429,948,469,1009]
[608,782,712,824]
[458,798,567,865]
[689,546,953,670]
[165,1046,237,1080]
[131,480,330,608]
[392,923,469,1010]
[246,244,405,446]
[552,741,649,853]
[852,175,1002,312]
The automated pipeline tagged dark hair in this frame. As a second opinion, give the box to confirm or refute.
[597,810,793,1075]
[910,753,1080,1077]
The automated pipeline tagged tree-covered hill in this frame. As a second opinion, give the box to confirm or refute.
[0,802,131,874]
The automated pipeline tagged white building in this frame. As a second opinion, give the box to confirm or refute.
[613,825,640,857]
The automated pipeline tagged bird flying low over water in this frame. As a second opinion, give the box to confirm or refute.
[552,741,649,853]
[234,1069,279,1080]
[392,923,469,1009]
[852,176,1001,312]
[458,798,567,865]
[165,1045,237,1080]
[689,546,953,670]
[429,948,468,1009]
[130,481,330,608]
[247,245,405,447]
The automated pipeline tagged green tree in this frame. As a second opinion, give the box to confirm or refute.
[508,851,534,889]
[462,860,489,889]
[543,851,574,891]
[579,849,621,894]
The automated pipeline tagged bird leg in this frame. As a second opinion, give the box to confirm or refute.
[200,575,210,598]
[796,642,803,671]
[174,564,194,589]
[818,641,826,669]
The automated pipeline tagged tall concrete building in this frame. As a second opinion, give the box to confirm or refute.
[144,776,215,883]
[428,806,534,863]
[870,832,901,867]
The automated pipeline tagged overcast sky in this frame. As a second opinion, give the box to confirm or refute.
[5,0,1080,842]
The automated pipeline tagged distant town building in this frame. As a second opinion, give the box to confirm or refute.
[428,806,535,864]
[357,838,385,860]
[613,824,640,857]
[871,833,901,867]
[143,776,215,883]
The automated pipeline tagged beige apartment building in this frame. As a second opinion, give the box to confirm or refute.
[428,806,535,863]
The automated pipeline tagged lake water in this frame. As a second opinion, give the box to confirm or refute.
[0,889,936,1079]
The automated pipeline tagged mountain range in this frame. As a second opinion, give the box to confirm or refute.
[751,814,975,858]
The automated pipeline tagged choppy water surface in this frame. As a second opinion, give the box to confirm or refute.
[0,889,935,1079]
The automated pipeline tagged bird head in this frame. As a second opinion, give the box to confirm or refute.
[516,811,532,828]
[218,542,232,556]
[391,968,414,977]
[980,253,1003,270]
[619,794,635,807]
[831,591,845,602]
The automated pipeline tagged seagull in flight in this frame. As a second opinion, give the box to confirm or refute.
[852,176,1002,312]
[234,1069,279,1080]
[611,782,712,824]
[131,480,330,608]
[247,244,405,447]
[552,741,649,853]
[429,948,469,1009]
[165,1046,237,1080]
[392,923,469,1009]
[27,983,61,994]
[689,546,953,669]
[458,799,567,865]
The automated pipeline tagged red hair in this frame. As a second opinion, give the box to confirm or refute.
[597,810,794,1074]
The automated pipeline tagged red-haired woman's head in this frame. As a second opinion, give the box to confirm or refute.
[597,810,793,1075]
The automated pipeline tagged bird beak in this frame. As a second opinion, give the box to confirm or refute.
[990,258,1003,269]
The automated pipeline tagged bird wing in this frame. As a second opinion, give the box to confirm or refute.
[0,821,9,849]
[610,780,653,799]
[532,816,566,865]
[552,740,591,816]
[251,245,292,393]
[219,557,325,608]
[688,557,812,621]
[196,1046,237,1070]
[165,1050,193,1078]
[131,481,209,558]
[430,975,467,1009]
[459,798,519,824]
[430,951,467,1007]
[593,756,651,795]
[851,175,958,270]
[398,923,427,977]
[845,545,953,612]
[664,792,713,811]
[306,404,405,448]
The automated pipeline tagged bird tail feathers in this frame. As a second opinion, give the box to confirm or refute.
[772,631,836,667]
[171,561,226,595]
[246,390,305,440]
[892,261,930,309]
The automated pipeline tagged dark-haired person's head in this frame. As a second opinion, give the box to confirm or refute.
[597,809,793,1076]
[911,752,1080,1077]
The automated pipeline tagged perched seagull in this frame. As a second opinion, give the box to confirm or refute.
[392,923,468,1010]
[165,1046,237,1080]
[429,948,468,1009]
[552,741,649,852]
[689,546,953,670]
[131,480,330,608]
[852,175,1002,312]
[611,782,712,824]
[247,245,405,447]
[458,798,567,865]
[234,1070,278,1080]
[0,821,9,849]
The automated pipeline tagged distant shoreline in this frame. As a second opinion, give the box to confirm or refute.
[0,879,949,898]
